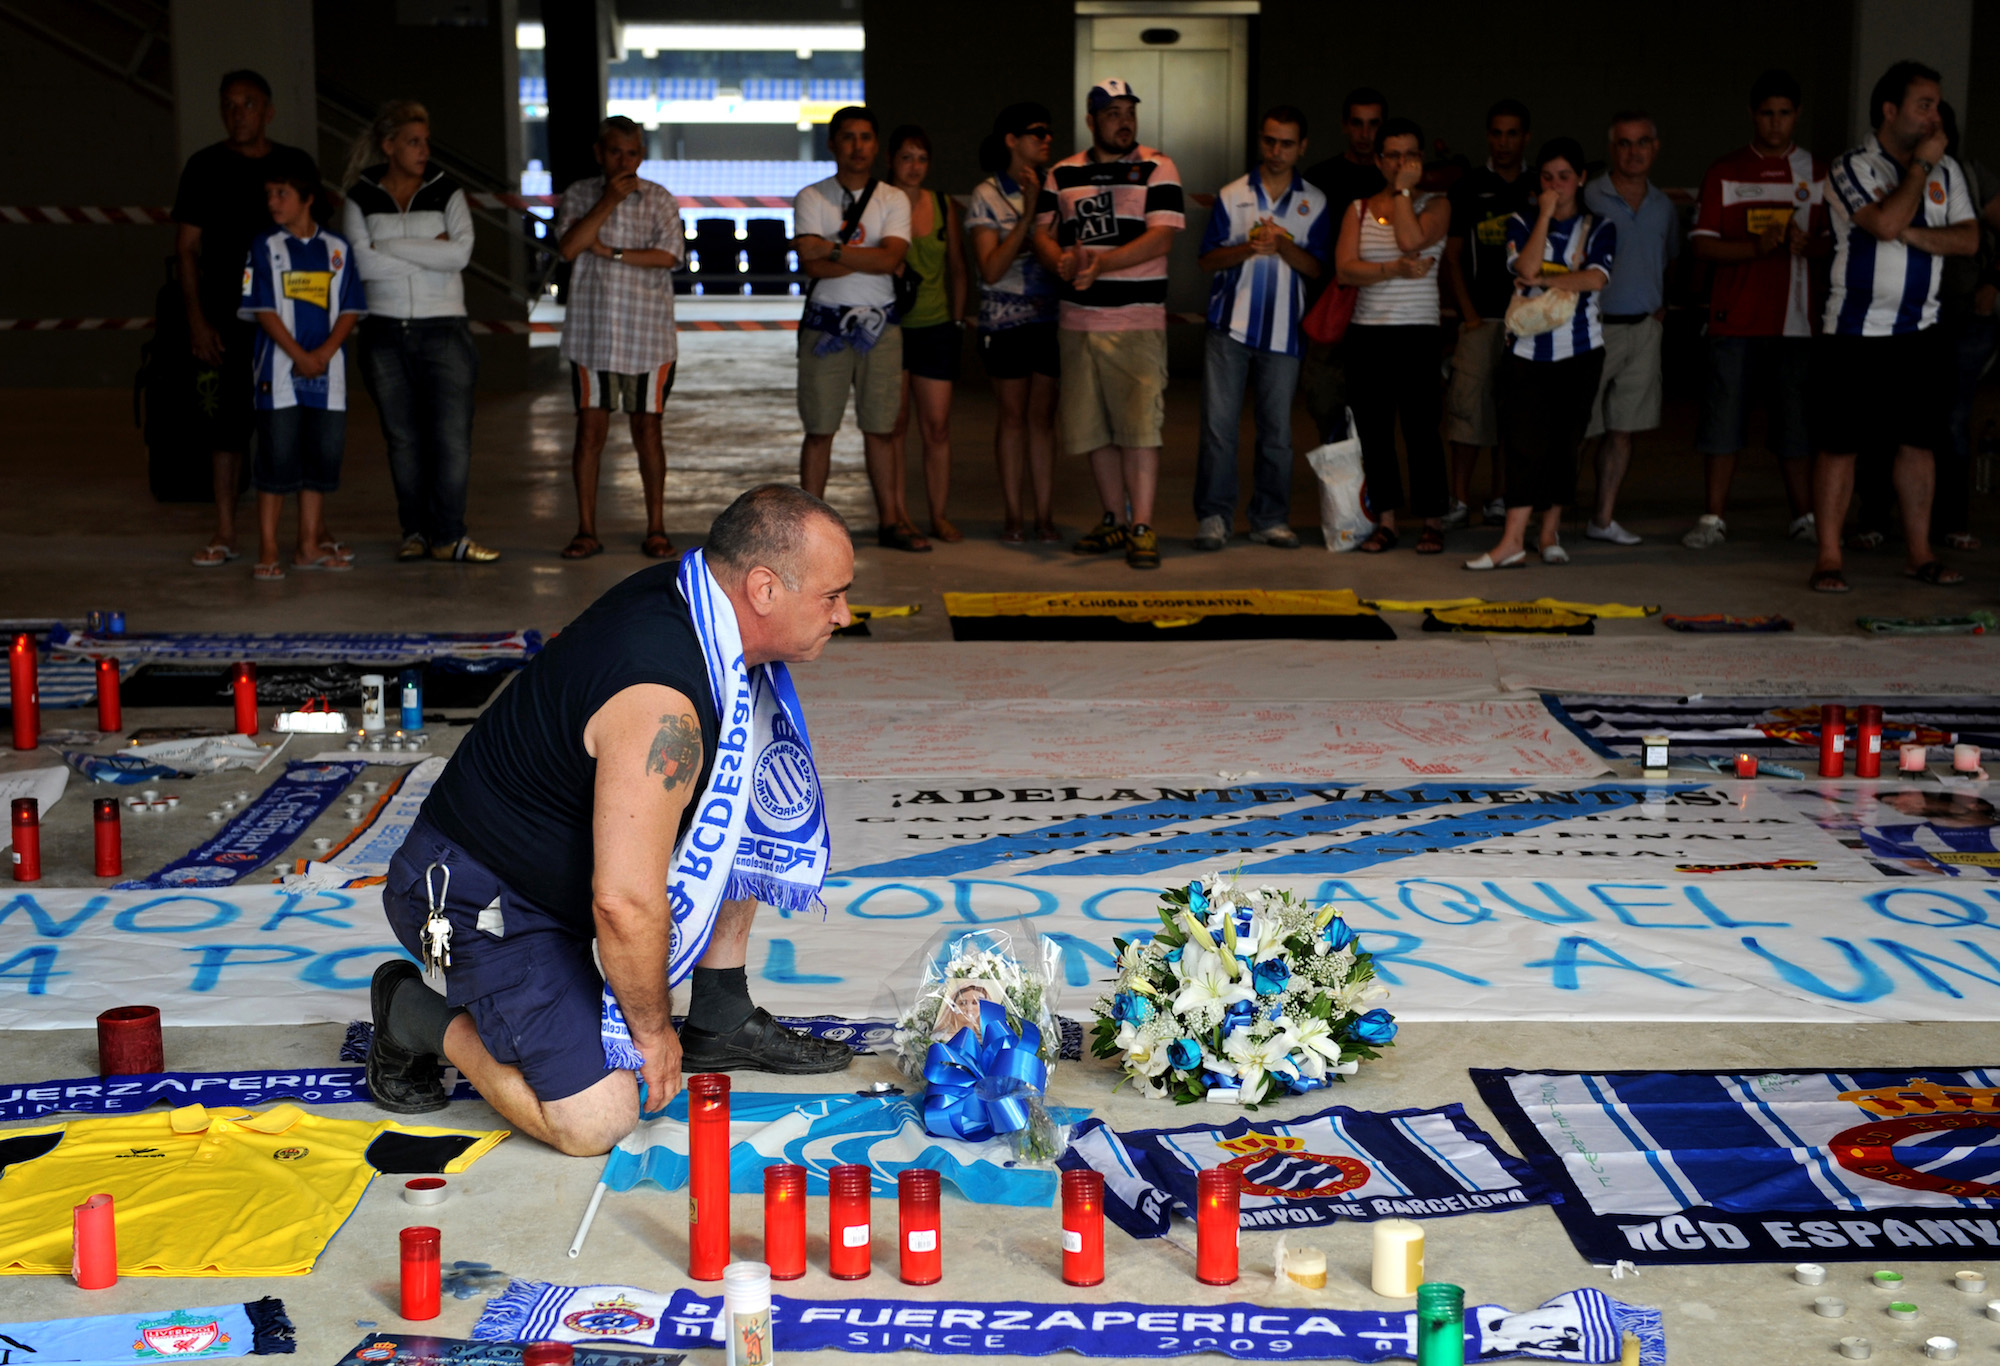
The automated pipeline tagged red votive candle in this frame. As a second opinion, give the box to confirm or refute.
[687,1073,731,1280]
[230,662,258,736]
[95,657,121,733]
[898,1167,942,1285]
[828,1162,872,1280]
[10,633,37,751]
[763,1163,807,1280]
[72,1192,116,1289]
[93,796,121,876]
[1817,703,1846,778]
[1734,752,1757,779]
[1195,1167,1240,1285]
[97,1005,162,1076]
[1061,1168,1105,1287]
[11,797,41,882]
[1855,706,1884,779]
[399,1226,440,1320]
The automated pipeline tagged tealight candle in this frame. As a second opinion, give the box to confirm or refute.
[1901,744,1928,775]
[1954,743,1981,776]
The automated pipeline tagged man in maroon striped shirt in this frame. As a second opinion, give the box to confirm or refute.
[1033,79,1185,569]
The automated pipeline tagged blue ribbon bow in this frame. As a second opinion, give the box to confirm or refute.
[920,999,1048,1142]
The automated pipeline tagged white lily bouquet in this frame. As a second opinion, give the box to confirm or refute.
[1090,874,1397,1107]
[887,924,1068,1161]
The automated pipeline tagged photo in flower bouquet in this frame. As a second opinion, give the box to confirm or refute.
[884,923,1070,1162]
[1091,873,1397,1108]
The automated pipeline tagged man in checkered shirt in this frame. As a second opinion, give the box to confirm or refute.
[554,116,686,561]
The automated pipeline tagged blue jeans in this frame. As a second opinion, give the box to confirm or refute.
[360,317,478,544]
[1194,329,1301,529]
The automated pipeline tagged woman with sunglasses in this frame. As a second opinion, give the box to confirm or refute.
[966,103,1061,544]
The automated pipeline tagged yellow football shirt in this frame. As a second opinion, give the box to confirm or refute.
[0,1103,507,1277]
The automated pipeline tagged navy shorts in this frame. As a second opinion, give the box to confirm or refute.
[1695,335,1811,460]
[253,406,346,494]
[382,815,612,1103]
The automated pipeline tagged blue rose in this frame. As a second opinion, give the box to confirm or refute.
[1168,1037,1202,1071]
[1323,917,1358,952]
[1162,945,1183,963]
[1252,958,1291,996]
[1111,990,1153,1026]
[1351,1008,1398,1046]
[1186,881,1209,914]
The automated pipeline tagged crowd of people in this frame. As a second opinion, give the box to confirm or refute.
[168,61,2000,588]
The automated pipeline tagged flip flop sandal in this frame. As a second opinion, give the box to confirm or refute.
[1357,527,1400,554]
[1945,532,1981,552]
[1034,523,1063,545]
[1848,530,1887,551]
[1414,528,1446,555]
[253,561,285,582]
[1809,569,1851,593]
[192,543,238,567]
[320,540,355,562]
[641,533,676,558]
[292,554,353,572]
[560,535,603,560]
[878,524,932,553]
[1905,560,1965,585]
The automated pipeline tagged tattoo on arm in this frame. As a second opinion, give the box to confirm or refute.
[645,713,702,794]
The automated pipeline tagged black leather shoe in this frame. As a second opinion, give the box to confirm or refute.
[367,960,448,1113]
[679,1007,854,1075]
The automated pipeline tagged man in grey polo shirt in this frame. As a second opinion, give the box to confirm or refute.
[1582,111,1679,547]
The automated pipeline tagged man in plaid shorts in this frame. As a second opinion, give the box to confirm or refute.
[555,116,685,560]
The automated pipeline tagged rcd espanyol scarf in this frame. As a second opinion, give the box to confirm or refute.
[602,550,830,1071]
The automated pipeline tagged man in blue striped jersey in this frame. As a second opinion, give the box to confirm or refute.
[1192,107,1331,552]
[1807,60,1978,593]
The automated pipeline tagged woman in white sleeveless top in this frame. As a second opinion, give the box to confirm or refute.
[1335,118,1452,554]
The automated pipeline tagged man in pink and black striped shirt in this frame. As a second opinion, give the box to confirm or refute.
[1033,79,1184,569]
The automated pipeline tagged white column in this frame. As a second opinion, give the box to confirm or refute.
[1850,0,1973,144]
[170,0,318,165]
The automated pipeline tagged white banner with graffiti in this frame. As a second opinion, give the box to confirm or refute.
[9,872,2000,1029]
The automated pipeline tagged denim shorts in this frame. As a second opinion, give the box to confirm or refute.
[381,815,613,1103]
[252,406,346,494]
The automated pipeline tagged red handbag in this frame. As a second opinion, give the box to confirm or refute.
[1300,201,1363,346]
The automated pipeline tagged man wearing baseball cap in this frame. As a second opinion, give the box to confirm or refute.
[1032,78,1185,568]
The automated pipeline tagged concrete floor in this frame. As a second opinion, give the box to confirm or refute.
[6,344,2000,1365]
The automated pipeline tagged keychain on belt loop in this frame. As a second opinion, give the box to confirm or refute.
[421,863,453,980]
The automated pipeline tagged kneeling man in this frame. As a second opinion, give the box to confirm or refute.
[370,484,855,1154]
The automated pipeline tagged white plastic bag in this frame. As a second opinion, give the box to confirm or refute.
[1306,410,1373,551]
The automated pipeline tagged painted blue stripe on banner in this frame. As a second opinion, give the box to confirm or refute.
[1579,1073,1698,1210]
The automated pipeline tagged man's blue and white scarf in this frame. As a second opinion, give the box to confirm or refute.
[602,549,830,1071]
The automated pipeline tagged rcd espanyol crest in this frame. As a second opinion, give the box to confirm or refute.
[748,705,820,837]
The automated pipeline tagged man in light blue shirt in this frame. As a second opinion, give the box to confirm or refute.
[1192,106,1331,551]
[1581,112,1680,547]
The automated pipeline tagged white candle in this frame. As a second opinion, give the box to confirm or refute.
[1370,1218,1424,1297]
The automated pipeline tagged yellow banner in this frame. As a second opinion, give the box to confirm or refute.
[281,270,332,310]
[1367,596,1659,619]
[945,589,1374,627]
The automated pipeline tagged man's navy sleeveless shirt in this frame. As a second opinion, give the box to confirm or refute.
[422,562,722,927]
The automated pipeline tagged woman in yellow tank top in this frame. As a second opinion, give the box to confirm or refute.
[888,125,970,544]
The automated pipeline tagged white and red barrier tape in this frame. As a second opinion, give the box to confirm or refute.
[0,196,792,223]
[0,317,820,333]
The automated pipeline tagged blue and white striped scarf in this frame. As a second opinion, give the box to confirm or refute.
[601,549,829,1071]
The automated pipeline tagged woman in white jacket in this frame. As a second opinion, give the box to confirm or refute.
[341,100,496,562]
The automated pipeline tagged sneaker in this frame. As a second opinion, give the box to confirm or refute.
[679,1007,854,1075]
[396,533,429,562]
[1194,514,1229,552]
[1789,513,1817,543]
[1586,519,1642,546]
[1248,524,1302,549]
[366,960,448,1114]
[431,536,501,562]
[1482,498,1508,524]
[1439,500,1471,531]
[1682,514,1727,550]
[1073,513,1128,555]
[1126,524,1161,568]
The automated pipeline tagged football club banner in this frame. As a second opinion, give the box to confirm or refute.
[0,1298,294,1365]
[323,757,445,878]
[1473,1066,2000,1264]
[115,761,366,889]
[597,1090,1089,1208]
[1547,694,2000,761]
[333,1336,679,1366]
[0,1065,477,1122]
[1057,1104,1556,1239]
[474,1280,1664,1364]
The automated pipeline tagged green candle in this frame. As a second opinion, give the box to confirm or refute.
[1415,1282,1465,1366]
